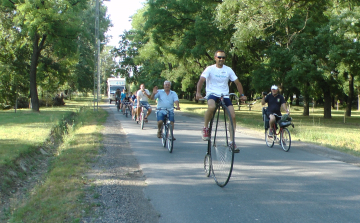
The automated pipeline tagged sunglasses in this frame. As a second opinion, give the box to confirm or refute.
[217,56,226,59]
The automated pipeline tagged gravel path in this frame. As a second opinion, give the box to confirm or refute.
[81,108,159,223]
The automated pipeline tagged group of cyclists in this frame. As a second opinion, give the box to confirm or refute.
[114,49,289,146]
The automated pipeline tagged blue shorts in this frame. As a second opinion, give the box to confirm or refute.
[207,95,233,107]
[156,110,175,122]
[139,101,151,110]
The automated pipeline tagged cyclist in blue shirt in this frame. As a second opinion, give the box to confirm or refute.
[130,91,137,120]
[120,89,127,112]
[151,81,180,139]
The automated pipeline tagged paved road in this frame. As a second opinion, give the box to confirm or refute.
[111,104,360,223]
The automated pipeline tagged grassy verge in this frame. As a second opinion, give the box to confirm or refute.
[179,99,360,157]
[0,97,107,222]
[8,106,107,222]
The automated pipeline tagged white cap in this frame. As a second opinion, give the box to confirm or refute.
[271,85,278,90]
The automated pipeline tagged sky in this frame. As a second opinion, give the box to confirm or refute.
[103,0,145,47]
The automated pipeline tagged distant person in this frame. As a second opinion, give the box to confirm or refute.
[130,91,137,120]
[115,88,121,106]
[136,84,152,122]
[261,85,290,136]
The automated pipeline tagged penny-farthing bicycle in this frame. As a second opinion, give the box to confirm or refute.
[203,93,239,187]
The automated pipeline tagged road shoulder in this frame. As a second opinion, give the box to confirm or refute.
[81,107,159,223]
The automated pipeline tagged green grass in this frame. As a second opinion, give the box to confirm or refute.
[0,97,94,166]
[179,99,360,157]
[7,98,107,222]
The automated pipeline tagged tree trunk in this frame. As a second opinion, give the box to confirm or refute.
[29,33,46,112]
[303,94,310,116]
[323,90,332,119]
[302,82,310,116]
[346,73,354,117]
[294,88,300,106]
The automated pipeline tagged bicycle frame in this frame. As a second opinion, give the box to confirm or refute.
[206,93,237,155]
[203,93,238,187]
[157,108,174,153]
[265,113,292,152]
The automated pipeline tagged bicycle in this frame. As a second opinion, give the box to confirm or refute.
[137,104,148,129]
[157,108,175,153]
[262,107,294,152]
[122,101,131,117]
[203,93,239,187]
[116,99,121,112]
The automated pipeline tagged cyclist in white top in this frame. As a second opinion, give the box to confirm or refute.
[196,50,247,151]
[136,83,152,122]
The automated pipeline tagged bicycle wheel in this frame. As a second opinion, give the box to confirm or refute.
[167,123,174,153]
[204,154,212,177]
[117,102,120,112]
[125,106,128,117]
[162,125,167,147]
[141,110,145,129]
[210,105,234,187]
[265,129,275,148]
[280,128,291,152]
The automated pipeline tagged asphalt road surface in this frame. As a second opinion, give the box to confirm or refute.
[110,104,360,223]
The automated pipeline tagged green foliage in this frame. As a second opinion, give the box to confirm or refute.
[114,0,360,117]
[0,0,111,109]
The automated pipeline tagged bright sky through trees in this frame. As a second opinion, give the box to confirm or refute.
[103,0,144,47]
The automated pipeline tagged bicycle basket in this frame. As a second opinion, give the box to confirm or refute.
[278,117,292,127]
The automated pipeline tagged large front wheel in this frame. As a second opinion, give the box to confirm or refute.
[210,105,234,187]
[167,124,174,153]
[140,110,145,129]
[280,128,291,152]
[162,125,167,147]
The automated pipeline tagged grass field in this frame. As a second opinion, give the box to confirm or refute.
[0,96,107,222]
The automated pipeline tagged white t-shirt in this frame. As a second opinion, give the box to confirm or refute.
[137,89,150,102]
[201,64,238,97]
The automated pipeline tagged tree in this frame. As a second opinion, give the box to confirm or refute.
[328,3,360,116]
[0,0,110,111]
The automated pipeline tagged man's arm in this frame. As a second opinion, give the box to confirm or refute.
[174,100,180,110]
[261,94,266,105]
[281,103,290,114]
[196,76,206,100]
[151,86,158,100]
[234,79,247,101]
[144,89,151,99]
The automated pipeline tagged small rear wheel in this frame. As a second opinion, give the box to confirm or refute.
[167,124,174,153]
[204,154,211,177]
[280,128,291,152]
[265,129,274,148]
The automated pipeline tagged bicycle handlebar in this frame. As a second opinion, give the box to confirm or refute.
[200,93,239,100]
[156,107,175,111]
